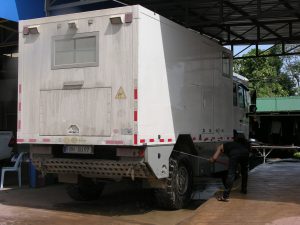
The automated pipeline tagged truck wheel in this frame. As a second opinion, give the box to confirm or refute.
[155,157,192,210]
[66,177,105,201]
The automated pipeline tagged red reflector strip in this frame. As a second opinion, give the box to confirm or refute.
[134,134,138,145]
[125,13,133,23]
[134,89,138,100]
[160,139,165,142]
[18,102,21,112]
[134,111,138,122]
[17,139,24,143]
[168,138,172,142]
[140,139,145,143]
[105,140,124,145]
[18,84,22,94]
[17,120,21,130]
[149,139,155,142]
[29,139,36,143]
[204,138,209,141]
[138,150,145,157]
[43,138,50,142]
[192,137,196,140]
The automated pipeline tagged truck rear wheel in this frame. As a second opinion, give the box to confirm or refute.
[66,177,105,201]
[155,157,192,210]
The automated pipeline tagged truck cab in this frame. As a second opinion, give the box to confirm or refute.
[233,73,250,138]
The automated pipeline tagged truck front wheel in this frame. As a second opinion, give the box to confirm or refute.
[66,176,105,201]
[155,157,192,209]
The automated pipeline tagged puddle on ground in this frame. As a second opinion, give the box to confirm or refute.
[192,181,223,200]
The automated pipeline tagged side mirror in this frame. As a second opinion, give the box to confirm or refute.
[250,90,257,105]
[249,104,257,113]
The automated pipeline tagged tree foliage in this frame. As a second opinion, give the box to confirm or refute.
[282,52,300,95]
[234,48,297,97]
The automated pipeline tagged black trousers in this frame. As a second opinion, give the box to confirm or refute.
[223,154,249,198]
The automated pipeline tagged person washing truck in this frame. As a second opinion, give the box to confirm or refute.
[210,131,250,201]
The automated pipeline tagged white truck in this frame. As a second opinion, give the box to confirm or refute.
[18,5,250,209]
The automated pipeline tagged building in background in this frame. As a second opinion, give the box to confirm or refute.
[250,96,300,146]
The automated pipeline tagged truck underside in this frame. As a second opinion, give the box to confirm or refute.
[30,138,226,209]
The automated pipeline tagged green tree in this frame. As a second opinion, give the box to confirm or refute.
[234,48,296,97]
[282,52,300,95]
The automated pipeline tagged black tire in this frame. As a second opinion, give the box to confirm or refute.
[66,177,105,201]
[155,157,192,210]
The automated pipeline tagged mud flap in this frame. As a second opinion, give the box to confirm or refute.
[144,145,173,179]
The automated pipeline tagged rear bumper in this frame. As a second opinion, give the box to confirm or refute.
[32,158,152,179]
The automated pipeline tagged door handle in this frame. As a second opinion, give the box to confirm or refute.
[63,81,84,89]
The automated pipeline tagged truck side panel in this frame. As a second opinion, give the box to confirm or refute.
[137,7,233,145]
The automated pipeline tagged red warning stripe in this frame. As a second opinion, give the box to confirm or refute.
[134,89,138,100]
[18,84,22,94]
[134,111,138,122]
[17,139,24,143]
[140,139,145,143]
[134,134,138,145]
[17,120,21,130]
[149,139,155,142]
[43,138,50,142]
[29,139,36,143]
[168,138,172,142]
[18,102,21,112]
[105,140,124,145]
[160,139,165,142]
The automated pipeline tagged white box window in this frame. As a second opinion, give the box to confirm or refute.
[52,32,99,69]
[222,52,231,77]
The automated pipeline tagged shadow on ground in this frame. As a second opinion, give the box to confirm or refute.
[0,181,205,218]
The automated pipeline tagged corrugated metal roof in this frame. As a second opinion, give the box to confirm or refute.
[45,0,300,49]
[257,96,300,112]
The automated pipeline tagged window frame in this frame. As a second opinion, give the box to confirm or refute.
[238,84,246,108]
[233,83,238,106]
[51,32,99,70]
[222,52,231,78]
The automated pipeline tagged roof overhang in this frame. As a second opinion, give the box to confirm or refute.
[44,0,300,58]
[0,0,45,54]
[0,0,45,22]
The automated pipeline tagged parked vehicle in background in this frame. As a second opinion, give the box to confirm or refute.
[18,5,251,209]
[0,131,15,161]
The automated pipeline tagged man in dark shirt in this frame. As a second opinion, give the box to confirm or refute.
[209,133,249,201]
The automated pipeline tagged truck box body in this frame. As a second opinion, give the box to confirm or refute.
[18,5,234,146]
[18,6,250,208]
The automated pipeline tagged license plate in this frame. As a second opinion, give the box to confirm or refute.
[63,145,94,154]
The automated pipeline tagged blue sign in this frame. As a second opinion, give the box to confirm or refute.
[0,0,45,22]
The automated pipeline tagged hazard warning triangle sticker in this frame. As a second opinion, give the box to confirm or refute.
[115,87,127,99]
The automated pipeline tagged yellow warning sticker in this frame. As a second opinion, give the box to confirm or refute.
[115,86,127,99]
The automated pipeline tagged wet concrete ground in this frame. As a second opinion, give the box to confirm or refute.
[180,160,300,225]
[1,160,300,225]
[0,180,208,225]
